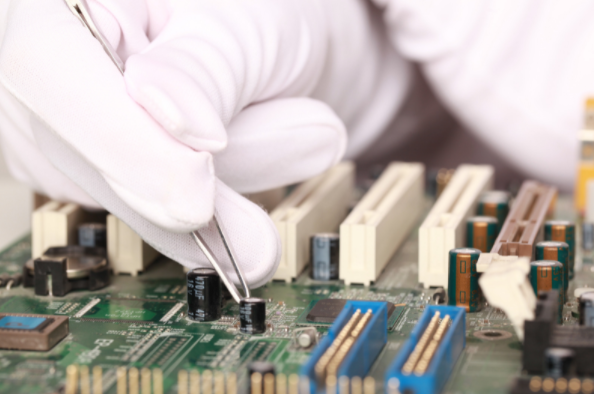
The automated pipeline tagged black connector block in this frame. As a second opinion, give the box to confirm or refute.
[523,290,594,375]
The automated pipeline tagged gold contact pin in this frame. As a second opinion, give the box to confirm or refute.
[251,373,263,394]
[80,365,90,394]
[413,315,451,375]
[264,374,275,394]
[326,310,373,378]
[190,370,200,394]
[92,366,102,394]
[215,371,225,394]
[276,373,287,394]
[288,374,299,394]
[387,378,400,394]
[141,368,151,394]
[325,375,337,394]
[338,376,349,394]
[227,373,237,394]
[66,365,78,394]
[203,370,213,394]
[117,367,127,394]
[402,312,440,374]
[129,367,139,394]
[315,310,362,380]
[153,368,164,394]
[351,377,362,394]
[363,377,375,394]
[178,370,189,394]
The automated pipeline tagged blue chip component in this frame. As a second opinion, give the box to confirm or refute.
[385,305,465,394]
[301,301,388,394]
[0,316,47,330]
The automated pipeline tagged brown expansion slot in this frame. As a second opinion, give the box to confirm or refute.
[491,181,557,258]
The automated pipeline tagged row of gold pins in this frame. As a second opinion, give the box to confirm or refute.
[250,373,379,394]
[65,365,164,394]
[177,370,237,394]
[529,376,594,394]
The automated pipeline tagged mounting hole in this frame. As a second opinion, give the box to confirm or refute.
[473,330,512,341]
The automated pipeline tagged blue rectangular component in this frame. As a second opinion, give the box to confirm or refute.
[301,301,388,394]
[385,305,465,394]
[0,316,46,330]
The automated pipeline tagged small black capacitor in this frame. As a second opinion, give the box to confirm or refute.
[239,297,267,334]
[310,233,339,281]
[579,291,594,327]
[78,223,107,248]
[545,347,576,378]
[187,268,222,322]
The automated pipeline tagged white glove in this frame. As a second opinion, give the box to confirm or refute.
[372,0,593,191]
[0,0,410,286]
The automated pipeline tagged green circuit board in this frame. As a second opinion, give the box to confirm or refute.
[0,197,589,394]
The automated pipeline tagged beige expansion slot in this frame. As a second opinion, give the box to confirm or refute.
[32,201,86,258]
[107,214,159,276]
[339,162,424,285]
[271,162,354,282]
[418,165,494,289]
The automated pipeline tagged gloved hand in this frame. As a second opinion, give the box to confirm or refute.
[372,0,593,191]
[0,0,410,286]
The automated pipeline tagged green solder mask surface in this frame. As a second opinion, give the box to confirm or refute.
[0,196,590,394]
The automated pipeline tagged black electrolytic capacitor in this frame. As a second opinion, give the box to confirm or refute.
[239,297,266,334]
[78,223,107,248]
[545,347,576,378]
[187,268,222,322]
[310,233,339,281]
[579,291,594,327]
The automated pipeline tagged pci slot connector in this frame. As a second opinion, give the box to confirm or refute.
[301,301,388,393]
[491,180,557,259]
[271,162,354,282]
[419,165,494,288]
[340,162,424,285]
[385,306,465,394]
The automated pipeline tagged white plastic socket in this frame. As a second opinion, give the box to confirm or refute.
[271,162,355,282]
[418,165,494,288]
[107,214,159,276]
[32,201,86,258]
[340,162,424,285]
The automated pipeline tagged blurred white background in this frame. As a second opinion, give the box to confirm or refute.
[0,148,32,249]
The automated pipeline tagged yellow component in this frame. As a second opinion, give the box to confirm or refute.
[574,164,594,213]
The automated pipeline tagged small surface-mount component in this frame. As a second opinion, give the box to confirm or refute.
[294,327,318,349]
[23,246,109,297]
[385,305,465,394]
[32,201,86,258]
[545,347,576,378]
[530,260,564,322]
[107,214,159,276]
[491,180,557,258]
[301,301,388,393]
[239,297,267,334]
[340,162,424,285]
[310,233,339,281]
[544,220,575,279]
[466,216,498,252]
[535,241,569,299]
[271,162,354,282]
[0,313,69,351]
[78,223,107,248]
[479,256,534,340]
[448,248,481,312]
[578,292,594,326]
[419,164,494,289]
[187,268,222,322]
[476,190,511,232]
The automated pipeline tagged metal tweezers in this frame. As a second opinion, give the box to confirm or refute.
[64,0,250,303]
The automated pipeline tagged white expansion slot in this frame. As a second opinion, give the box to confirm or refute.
[339,162,424,285]
[418,164,494,288]
[32,201,86,258]
[270,162,355,282]
[107,214,159,276]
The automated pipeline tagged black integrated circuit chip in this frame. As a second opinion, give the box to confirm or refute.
[306,299,396,323]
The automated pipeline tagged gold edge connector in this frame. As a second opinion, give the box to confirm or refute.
[413,315,452,376]
[401,312,441,375]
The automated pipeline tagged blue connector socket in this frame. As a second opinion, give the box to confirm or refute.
[301,301,388,394]
[385,305,465,394]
